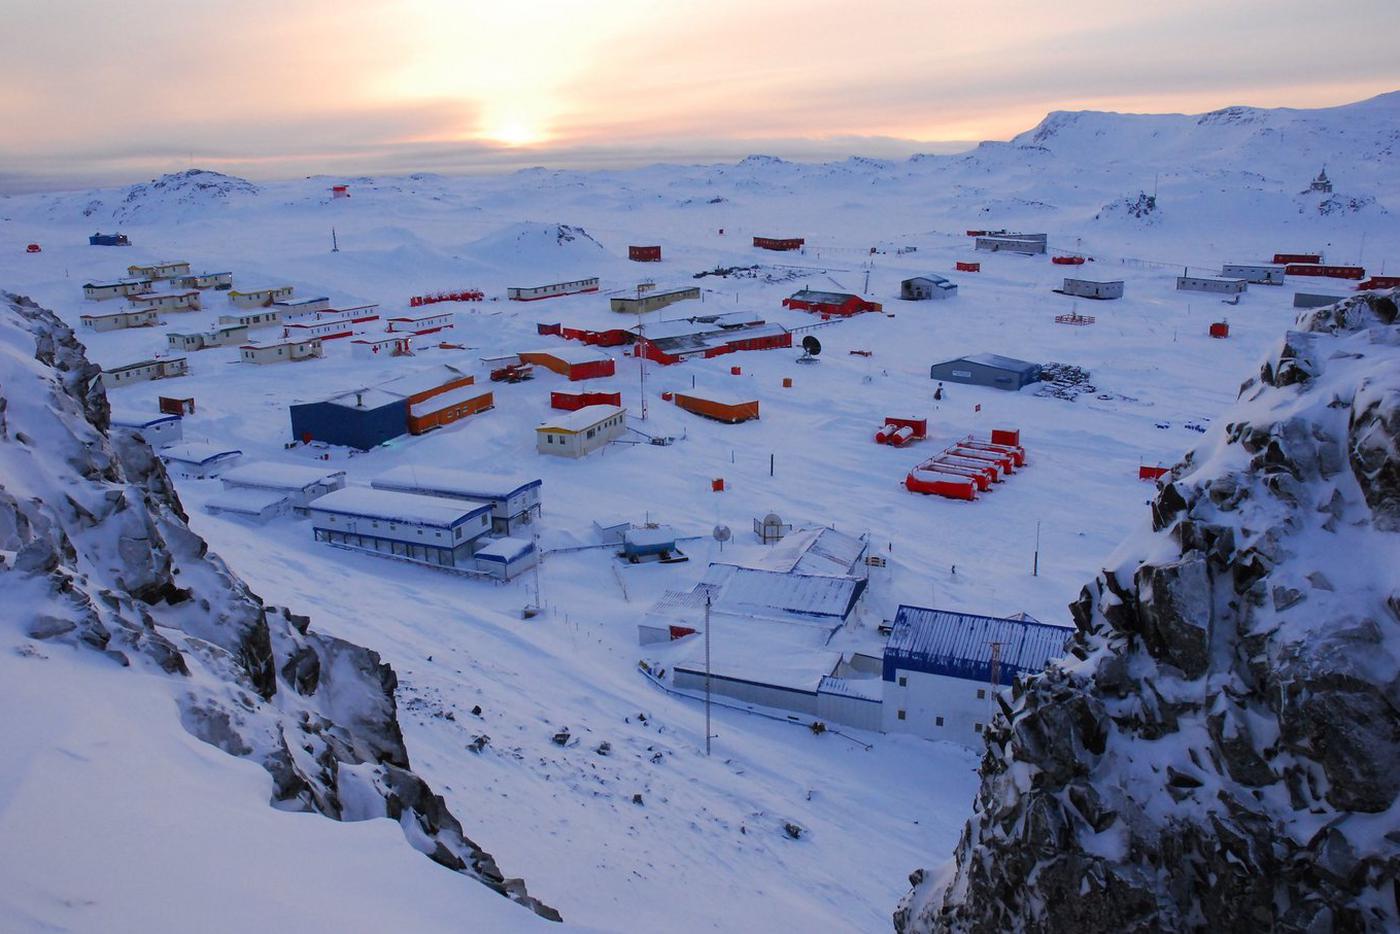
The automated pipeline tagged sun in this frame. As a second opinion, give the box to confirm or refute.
[481,121,546,147]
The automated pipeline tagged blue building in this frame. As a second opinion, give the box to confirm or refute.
[291,386,407,451]
[306,487,493,568]
[89,232,130,246]
[882,605,1070,745]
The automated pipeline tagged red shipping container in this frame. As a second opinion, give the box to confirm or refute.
[1209,322,1229,338]
[1139,465,1169,481]
[956,261,980,273]
[990,428,1020,447]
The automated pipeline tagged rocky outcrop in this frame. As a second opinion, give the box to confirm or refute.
[897,291,1400,933]
[0,292,560,923]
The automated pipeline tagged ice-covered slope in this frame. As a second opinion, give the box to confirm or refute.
[896,291,1400,932]
[0,292,559,930]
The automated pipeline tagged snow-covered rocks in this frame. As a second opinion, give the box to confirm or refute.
[897,290,1400,933]
[0,292,559,924]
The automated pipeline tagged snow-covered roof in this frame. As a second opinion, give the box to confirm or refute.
[625,526,677,548]
[789,289,858,304]
[82,308,155,319]
[408,383,489,418]
[732,526,866,576]
[883,605,1071,685]
[523,345,612,365]
[220,461,345,491]
[817,675,882,701]
[272,296,330,306]
[130,290,199,301]
[307,487,490,527]
[110,411,180,429]
[205,487,290,516]
[675,389,757,407]
[107,356,186,372]
[537,405,625,433]
[702,564,865,623]
[954,353,1040,373]
[631,312,763,341]
[673,632,840,693]
[160,442,242,466]
[371,465,541,503]
[473,537,535,562]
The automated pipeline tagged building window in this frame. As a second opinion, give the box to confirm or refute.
[936,716,944,727]
[974,722,983,733]
[976,689,986,700]
[897,676,907,687]
[896,709,906,721]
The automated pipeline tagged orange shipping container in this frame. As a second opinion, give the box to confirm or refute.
[673,391,759,424]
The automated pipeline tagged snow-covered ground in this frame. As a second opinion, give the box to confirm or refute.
[2,93,1397,932]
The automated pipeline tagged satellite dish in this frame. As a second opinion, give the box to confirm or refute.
[802,336,822,356]
[712,524,732,543]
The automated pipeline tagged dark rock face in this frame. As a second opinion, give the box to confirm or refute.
[896,291,1400,933]
[0,293,559,923]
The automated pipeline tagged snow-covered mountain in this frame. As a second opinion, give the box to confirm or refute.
[896,289,1400,932]
[0,293,559,929]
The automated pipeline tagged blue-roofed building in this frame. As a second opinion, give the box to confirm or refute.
[881,605,1071,746]
[900,274,958,301]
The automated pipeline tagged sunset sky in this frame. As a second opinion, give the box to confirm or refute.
[3,0,1399,190]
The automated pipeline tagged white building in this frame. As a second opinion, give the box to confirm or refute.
[109,411,183,446]
[536,405,626,458]
[473,537,538,580]
[272,296,332,315]
[239,337,324,364]
[899,275,958,301]
[305,487,493,569]
[167,323,250,351]
[206,462,347,522]
[386,311,454,334]
[1177,275,1247,294]
[880,605,1070,748]
[159,442,243,478]
[975,234,1047,255]
[1060,278,1124,300]
[127,261,191,280]
[129,290,202,313]
[1221,264,1286,285]
[83,279,153,301]
[219,309,282,330]
[173,271,233,290]
[100,356,189,390]
[507,277,600,301]
[371,465,542,534]
[351,335,414,359]
[229,286,294,308]
[80,308,159,332]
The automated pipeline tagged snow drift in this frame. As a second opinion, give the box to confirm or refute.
[896,291,1400,932]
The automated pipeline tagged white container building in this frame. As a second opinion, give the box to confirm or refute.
[306,487,493,569]
[371,465,542,534]
[536,405,626,458]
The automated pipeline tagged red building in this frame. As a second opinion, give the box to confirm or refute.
[518,347,616,381]
[1285,263,1365,280]
[551,389,622,411]
[628,245,661,262]
[1273,252,1322,264]
[1357,276,1400,290]
[782,289,882,317]
[753,236,804,251]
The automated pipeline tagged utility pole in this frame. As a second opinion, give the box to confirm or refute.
[638,317,648,421]
[987,641,1004,724]
[331,227,339,253]
[1033,520,1041,577]
[704,595,712,756]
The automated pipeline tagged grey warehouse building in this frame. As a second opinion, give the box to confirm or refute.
[1293,292,1345,309]
[1221,264,1286,285]
[929,353,1042,391]
[900,275,958,300]
[1177,275,1247,295]
[1060,278,1124,300]
[975,234,1047,255]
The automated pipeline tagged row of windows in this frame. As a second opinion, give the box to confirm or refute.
[895,674,988,700]
[894,710,984,732]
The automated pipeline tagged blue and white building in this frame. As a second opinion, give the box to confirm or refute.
[158,441,243,478]
[206,462,347,522]
[109,410,183,446]
[881,605,1070,746]
[472,536,538,580]
[306,487,492,569]
[900,274,958,301]
[370,465,542,534]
